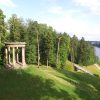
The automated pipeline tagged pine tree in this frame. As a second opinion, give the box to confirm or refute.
[8,14,22,42]
[40,26,56,67]
[0,9,6,65]
[70,35,79,64]
[25,20,37,64]
[58,33,70,69]
[78,37,97,65]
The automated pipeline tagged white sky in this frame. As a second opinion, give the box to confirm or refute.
[0,0,100,41]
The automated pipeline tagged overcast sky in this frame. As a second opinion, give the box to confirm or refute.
[0,0,100,41]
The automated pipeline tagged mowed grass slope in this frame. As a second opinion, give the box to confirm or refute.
[0,65,100,100]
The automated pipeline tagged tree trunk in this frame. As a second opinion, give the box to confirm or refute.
[57,39,59,65]
[37,31,40,68]
[0,36,1,45]
[56,37,61,67]
[47,58,48,68]
[71,46,74,68]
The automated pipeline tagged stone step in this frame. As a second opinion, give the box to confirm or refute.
[74,64,93,75]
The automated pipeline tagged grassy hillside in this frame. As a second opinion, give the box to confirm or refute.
[0,65,100,100]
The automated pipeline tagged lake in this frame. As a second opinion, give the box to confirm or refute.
[95,47,100,59]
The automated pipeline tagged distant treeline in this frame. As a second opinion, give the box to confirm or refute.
[0,9,98,68]
[89,41,100,48]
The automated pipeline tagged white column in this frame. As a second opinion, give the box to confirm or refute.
[8,47,10,64]
[12,47,15,65]
[16,47,19,63]
[5,47,8,64]
[22,47,26,65]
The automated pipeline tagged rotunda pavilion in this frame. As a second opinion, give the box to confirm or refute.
[5,42,26,68]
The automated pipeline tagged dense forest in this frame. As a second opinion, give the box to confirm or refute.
[0,9,98,68]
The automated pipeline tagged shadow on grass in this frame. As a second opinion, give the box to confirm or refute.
[53,68,100,100]
[0,68,74,100]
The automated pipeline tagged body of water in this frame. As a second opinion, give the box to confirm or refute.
[95,47,100,59]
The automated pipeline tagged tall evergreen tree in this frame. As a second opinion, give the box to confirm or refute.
[78,37,97,65]
[0,9,6,65]
[58,33,70,69]
[25,20,37,64]
[40,26,56,67]
[8,14,22,42]
[69,35,79,64]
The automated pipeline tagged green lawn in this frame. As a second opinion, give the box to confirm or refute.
[0,65,100,100]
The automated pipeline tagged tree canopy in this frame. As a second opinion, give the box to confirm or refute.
[0,9,98,68]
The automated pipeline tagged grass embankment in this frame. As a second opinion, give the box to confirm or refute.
[0,65,100,100]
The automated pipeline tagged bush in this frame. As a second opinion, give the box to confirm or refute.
[64,61,74,71]
[94,74,99,77]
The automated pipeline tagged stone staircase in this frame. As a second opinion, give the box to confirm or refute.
[74,64,93,75]
[94,64,100,70]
